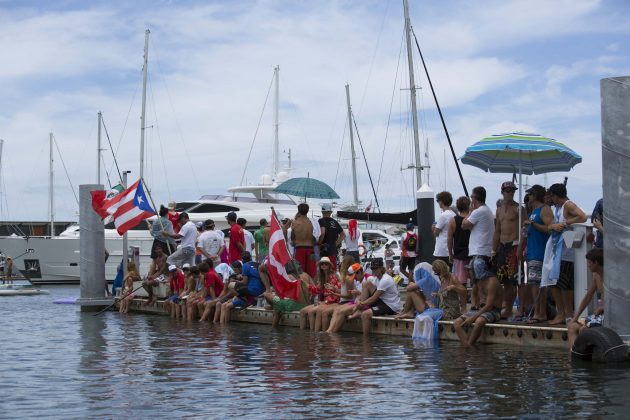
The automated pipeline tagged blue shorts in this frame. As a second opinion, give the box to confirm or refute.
[232,297,250,309]
[205,296,213,302]
[167,295,180,303]
[471,256,494,283]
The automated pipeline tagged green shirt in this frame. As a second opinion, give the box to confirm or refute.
[254,227,268,257]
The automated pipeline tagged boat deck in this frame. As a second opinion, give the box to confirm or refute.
[127,298,569,349]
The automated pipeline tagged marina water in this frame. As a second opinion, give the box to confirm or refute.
[2,286,628,418]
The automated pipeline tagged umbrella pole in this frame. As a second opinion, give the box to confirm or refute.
[518,156,523,295]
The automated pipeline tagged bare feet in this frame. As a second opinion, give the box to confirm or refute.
[394,311,414,320]
[548,316,566,325]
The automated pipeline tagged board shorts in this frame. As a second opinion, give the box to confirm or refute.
[400,256,416,273]
[151,239,172,258]
[557,261,574,291]
[272,296,306,314]
[371,299,396,316]
[495,242,519,285]
[586,314,604,328]
[527,260,543,285]
[452,258,470,285]
[460,307,501,324]
[232,296,254,309]
[167,295,180,303]
[471,255,494,284]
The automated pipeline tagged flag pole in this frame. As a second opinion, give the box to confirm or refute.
[270,206,292,257]
[141,177,173,254]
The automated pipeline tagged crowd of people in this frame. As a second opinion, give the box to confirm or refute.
[117,184,604,350]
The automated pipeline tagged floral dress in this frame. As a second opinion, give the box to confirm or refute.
[436,287,461,320]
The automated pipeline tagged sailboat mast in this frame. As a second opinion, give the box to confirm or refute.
[97,111,102,184]
[345,84,359,209]
[403,0,423,189]
[273,65,280,178]
[140,29,150,180]
[49,132,54,236]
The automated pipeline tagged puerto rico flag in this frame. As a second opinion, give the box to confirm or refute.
[91,179,155,235]
[267,209,300,300]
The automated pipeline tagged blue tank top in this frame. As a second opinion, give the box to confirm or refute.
[527,206,549,261]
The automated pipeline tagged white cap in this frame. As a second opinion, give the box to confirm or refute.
[168,265,177,272]
[183,263,191,269]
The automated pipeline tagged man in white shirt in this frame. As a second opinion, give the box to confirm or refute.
[164,212,197,267]
[462,186,497,307]
[351,258,401,334]
[433,191,456,265]
[238,218,255,254]
[196,219,225,266]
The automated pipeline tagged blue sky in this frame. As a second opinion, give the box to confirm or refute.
[0,0,629,221]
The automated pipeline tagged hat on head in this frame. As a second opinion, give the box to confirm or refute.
[168,264,177,272]
[226,211,237,221]
[319,256,332,265]
[168,201,177,210]
[370,258,384,269]
[405,222,415,230]
[321,203,332,212]
[182,263,191,269]
[195,221,203,229]
[347,262,363,280]
[501,181,517,192]
[203,219,215,228]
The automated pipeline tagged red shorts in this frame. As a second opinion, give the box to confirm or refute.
[295,247,317,277]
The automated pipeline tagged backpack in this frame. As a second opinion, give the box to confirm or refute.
[404,233,417,252]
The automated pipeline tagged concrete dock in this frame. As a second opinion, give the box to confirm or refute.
[126,297,569,349]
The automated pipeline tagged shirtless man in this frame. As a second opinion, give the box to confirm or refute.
[453,266,504,346]
[492,181,525,319]
[142,246,168,305]
[568,248,604,351]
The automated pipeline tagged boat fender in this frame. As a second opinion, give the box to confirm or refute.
[571,326,629,363]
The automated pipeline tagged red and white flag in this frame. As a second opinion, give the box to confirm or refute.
[267,209,300,300]
[91,179,155,235]
[365,200,373,213]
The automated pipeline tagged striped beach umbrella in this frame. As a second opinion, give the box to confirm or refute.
[460,132,582,175]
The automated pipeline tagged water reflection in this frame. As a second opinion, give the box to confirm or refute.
[2,286,630,418]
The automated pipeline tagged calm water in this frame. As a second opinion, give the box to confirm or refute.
[0,285,628,419]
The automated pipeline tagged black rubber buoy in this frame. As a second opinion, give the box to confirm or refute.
[571,326,629,363]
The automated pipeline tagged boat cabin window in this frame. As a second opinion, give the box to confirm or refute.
[187,203,239,213]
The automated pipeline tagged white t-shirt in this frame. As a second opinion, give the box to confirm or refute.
[375,273,401,312]
[197,230,224,258]
[286,227,295,256]
[179,221,198,249]
[467,204,495,257]
[214,263,235,283]
[244,230,255,253]
[433,209,455,257]
[343,228,363,252]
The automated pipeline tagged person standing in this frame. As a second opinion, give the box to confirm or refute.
[226,211,245,264]
[343,219,363,263]
[292,203,317,277]
[196,219,225,266]
[492,181,525,319]
[400,223,418,282]
[254,218,269,263]
[167,201,180,233]
[318,203,344,269]
[462,186,496,311]
[150,205,176,257]
[238,218,255,254]
[448,196,472,309]
[433,191,456,266]
[521,185,552,324]
[591,198,603,249]
[164,212,197,267]
[542,183,587,324]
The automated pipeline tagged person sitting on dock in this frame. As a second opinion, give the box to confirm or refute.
[262,260,314,327]
[163,212,197,267]
[142,245,169,306]
[453,255,503,347]
[165,265,185,318]
[568,248,604,351]
[394,263,436,320]
[232,252,265,310]
[326,261,367,333]
[348,258,401,335]
[298,256,341,331]
[431,259,467,319]
[183,265,202,320]
[197,260,224,321]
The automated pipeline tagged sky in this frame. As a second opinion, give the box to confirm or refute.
[0,0,629,221]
